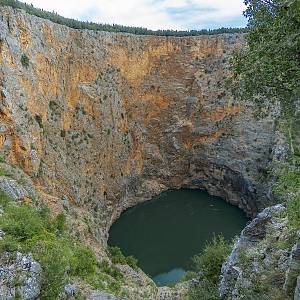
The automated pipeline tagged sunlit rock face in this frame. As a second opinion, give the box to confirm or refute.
[0,7,279,243]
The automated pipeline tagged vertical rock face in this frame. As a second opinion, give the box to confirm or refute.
[0,7,280,242]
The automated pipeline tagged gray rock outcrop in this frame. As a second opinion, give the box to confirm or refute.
[219,204,300,300]
[0,252,41,300]
[219,204,287,299]
[0,176,29,201]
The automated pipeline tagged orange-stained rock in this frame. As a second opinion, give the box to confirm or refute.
[0,7,280,243]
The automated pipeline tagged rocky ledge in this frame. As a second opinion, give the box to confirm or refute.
[220,205,300,300]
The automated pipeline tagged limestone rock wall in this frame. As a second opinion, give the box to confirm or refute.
[0,7,279,243]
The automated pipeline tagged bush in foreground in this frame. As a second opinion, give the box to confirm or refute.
[0,193,97,298]
[188,235,232,300]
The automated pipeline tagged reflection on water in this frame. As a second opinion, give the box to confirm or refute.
[153,268,186,286]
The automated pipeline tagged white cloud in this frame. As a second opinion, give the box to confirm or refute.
[20,0,247,30]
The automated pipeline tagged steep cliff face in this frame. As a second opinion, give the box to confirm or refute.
[0,7,280,245]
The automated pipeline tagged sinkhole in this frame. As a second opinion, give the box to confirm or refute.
[108,189,249,286]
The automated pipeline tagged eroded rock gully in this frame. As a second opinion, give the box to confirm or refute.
[0,7,282,247]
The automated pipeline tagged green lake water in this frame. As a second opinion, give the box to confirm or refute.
[108,189,249,286]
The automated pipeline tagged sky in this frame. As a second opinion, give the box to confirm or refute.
[20,0,247,31]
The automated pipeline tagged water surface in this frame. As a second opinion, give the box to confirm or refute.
[108,189,248,286]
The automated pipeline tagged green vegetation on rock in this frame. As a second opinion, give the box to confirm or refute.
[34,114,43,129]
[108,246,139,270]
[188,235,232,300]
[0,192,137,298]
[20,53,29,68]
[274,166,300,228]
[193,235,232,285]
[0,193,96,298]
[230,0,300,115]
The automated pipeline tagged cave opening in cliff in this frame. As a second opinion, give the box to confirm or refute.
[108,189,248,286]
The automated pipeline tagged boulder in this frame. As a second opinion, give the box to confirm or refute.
[0,176,29,201]
[0,252,41,300]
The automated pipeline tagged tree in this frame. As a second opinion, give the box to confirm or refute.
[230,0,300,161]
[0,0,247,37]
[230,0,300,115]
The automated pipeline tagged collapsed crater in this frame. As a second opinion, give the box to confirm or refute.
[0,7,280,251]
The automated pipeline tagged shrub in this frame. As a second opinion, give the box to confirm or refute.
[0,204,45,242]
[0,235,19,252]
[97,260,123,280]
[193,235,231,284]
[0,168,10,177]
[35,238,71,299]
[60,130,66,138]
[188,235,232,299]
[274,169,300,196]
[21,54,29,68]
[0,192,10,206]
[52,212,66,234]
[35,114,43,129]
[108,246,138,270]
[125,255,138,270]
[182,271,197,281]
[72,244,96,277]
[108,280,121,294]
[274,167,300,229]
[86,260,124,295]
